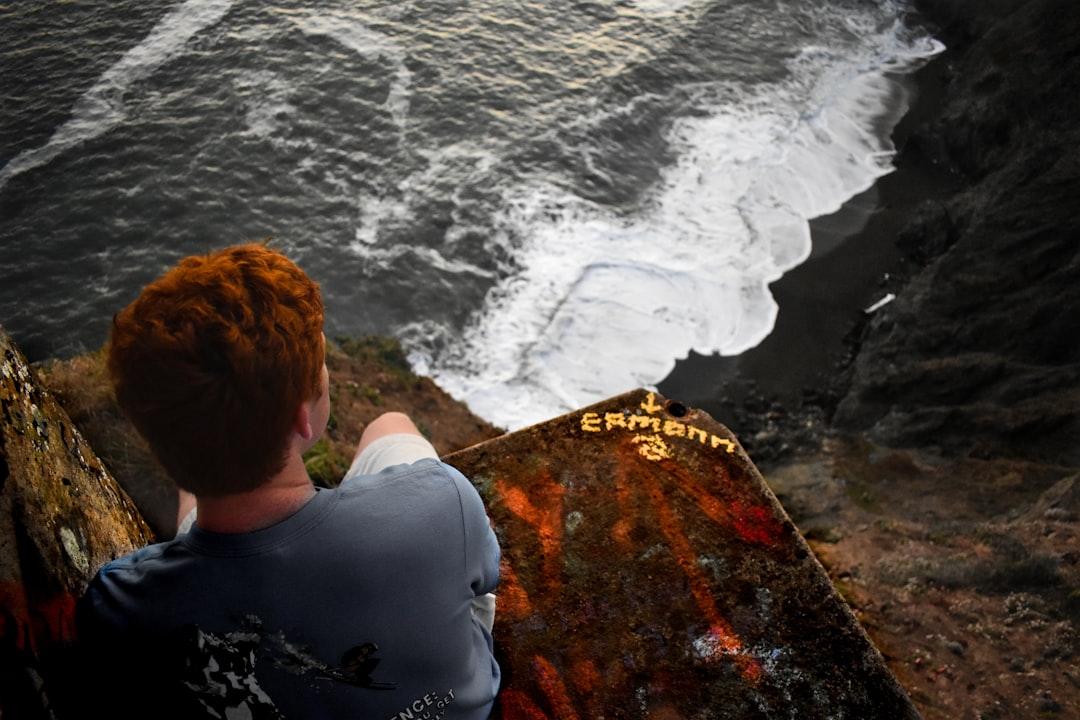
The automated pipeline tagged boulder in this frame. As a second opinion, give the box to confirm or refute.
[0,325,154,718]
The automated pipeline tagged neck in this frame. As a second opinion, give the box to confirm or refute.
[193,452,316,534]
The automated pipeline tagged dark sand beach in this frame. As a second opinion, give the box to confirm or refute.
[652,50,959,440]
[659,54,961,459]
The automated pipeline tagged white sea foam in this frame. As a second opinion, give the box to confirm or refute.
[347,242,496,279]
[0,0,235,190]
[412,9,943,430]
[285,11,412,131]
[234,70,296,139]
[348,141,502,259]
[628,0,703,14]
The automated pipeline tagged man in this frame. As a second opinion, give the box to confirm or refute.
[78,242,500,719]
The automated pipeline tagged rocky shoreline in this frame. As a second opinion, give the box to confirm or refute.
[657,7,960,467]
[835,0,1079,466]
[664,0,1079,472]
[746,2,1080,716]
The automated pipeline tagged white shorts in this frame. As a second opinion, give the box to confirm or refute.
[343,432,440,481]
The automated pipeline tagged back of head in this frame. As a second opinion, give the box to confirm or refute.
[107,242,325,497]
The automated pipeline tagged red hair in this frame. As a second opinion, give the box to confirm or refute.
[107,243,325,496]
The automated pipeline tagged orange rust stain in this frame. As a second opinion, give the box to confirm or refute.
[741,652,764,682]
[569,657,608,719]
[496,559,533,621]
[569,657,601,695]
[532,655,580,720]
[496,472,565,586]
[498,688,551,720]
[644,476,762,682]
[611,461,637,548]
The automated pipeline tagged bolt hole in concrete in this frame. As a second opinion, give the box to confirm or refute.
[666,401,688,418]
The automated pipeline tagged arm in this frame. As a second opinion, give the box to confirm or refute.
[443,464,501,597]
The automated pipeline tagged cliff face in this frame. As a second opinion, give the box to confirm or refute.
[785,5,1080,716]
[834,0,1080,466]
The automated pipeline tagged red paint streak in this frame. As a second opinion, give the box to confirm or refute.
[672,469,783,547]
[0,582,77,656]
[532,655,580,720]
[645,476,763,682]
[731,501,782,546]
[496,472,565,588]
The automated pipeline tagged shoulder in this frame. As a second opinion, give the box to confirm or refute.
[82,539,188,619]
[338,457,472,495]
[411,459,488,510]
[92,539,180,580]
[334,458,487,522]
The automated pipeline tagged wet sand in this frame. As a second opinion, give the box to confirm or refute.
[658,57,959,427]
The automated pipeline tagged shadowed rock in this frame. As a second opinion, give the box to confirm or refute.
[445,389,919,719]
[834,0,1080,466]
[0,325,154,716]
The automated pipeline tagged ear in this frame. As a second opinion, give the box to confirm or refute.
[292,397,314,443]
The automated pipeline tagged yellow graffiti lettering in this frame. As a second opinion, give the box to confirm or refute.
[627,415,661,432]
[662,420,686,437]
[632,434,671,461]
[711,435,737,453]
[640,392,664,415]
[581,413,602,433]
[581,395,738,456]
[605,412,628,430]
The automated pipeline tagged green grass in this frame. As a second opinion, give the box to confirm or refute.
[335,335,417,384]
[303,438,349,488]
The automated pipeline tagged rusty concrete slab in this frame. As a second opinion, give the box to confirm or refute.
[445,389,919,719]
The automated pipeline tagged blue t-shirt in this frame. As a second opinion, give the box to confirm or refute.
[80,459,501,719]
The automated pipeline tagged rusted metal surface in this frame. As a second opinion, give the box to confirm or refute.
[446,389,920,719]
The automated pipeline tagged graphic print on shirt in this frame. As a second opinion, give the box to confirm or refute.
[272,637,397,690]
[391,689,457,720]
[181,624,285,719]
[178,617,396,716]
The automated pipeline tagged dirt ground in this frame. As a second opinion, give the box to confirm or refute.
[764,439,1079,720]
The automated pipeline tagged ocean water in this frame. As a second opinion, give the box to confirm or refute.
[0,0,941,430]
